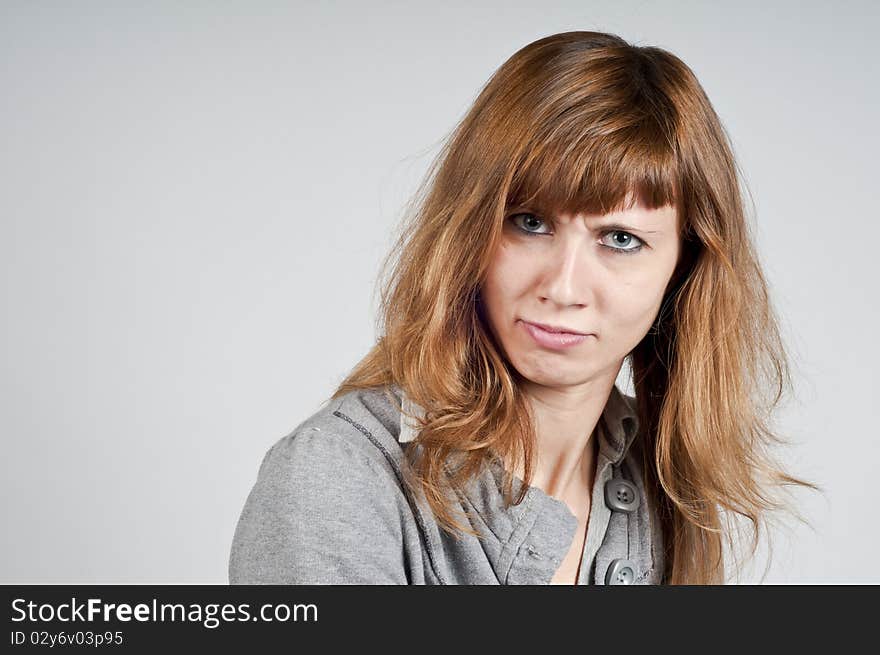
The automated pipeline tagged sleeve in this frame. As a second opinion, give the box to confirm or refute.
[228,427,410,584]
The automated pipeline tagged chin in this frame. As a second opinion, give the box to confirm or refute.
[514,361,590,387]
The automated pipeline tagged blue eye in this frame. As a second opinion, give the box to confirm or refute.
[600,230,644,255]
[508,213,645,255]
[509,213,551,235]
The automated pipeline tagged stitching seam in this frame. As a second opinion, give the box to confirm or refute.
[332,409,448,585]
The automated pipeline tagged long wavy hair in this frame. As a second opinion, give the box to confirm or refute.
[330,30,819,584]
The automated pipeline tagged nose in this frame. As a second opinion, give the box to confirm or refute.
[538,237,593,308]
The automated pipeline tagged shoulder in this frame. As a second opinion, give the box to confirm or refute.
[229,386,415,583]
[253,385,408,495]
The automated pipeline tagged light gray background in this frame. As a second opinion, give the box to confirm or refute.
[2,1,877,584]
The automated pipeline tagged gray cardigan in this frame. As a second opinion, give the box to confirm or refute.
[228,383,666,585]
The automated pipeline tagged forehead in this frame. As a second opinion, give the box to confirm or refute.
[559,200,675,220]
[503,110,681,223]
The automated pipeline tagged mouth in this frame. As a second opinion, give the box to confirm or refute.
[521,320,590,336]
[519,320,593,350]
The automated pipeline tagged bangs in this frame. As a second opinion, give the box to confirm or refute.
[505,113,680,219]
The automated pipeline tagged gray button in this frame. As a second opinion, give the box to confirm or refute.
[605,558,637,585]
[604,478,640,512]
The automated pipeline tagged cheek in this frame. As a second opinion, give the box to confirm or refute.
[482,244,523,307]
[606,271,671,336]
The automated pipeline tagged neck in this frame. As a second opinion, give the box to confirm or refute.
[512,371,618,499]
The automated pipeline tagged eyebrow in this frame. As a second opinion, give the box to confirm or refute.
[590,221,662,234]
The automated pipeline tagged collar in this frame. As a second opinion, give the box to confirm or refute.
[396,383,640,466]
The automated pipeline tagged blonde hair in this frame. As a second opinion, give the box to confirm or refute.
[331,30,819,584]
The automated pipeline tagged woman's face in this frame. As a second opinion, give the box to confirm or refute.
[480,200,681,390]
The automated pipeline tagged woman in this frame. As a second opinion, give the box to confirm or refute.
[229,30,817,585]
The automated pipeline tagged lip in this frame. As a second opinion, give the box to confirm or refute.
[524,320,589,335]
[520,320,592,350]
